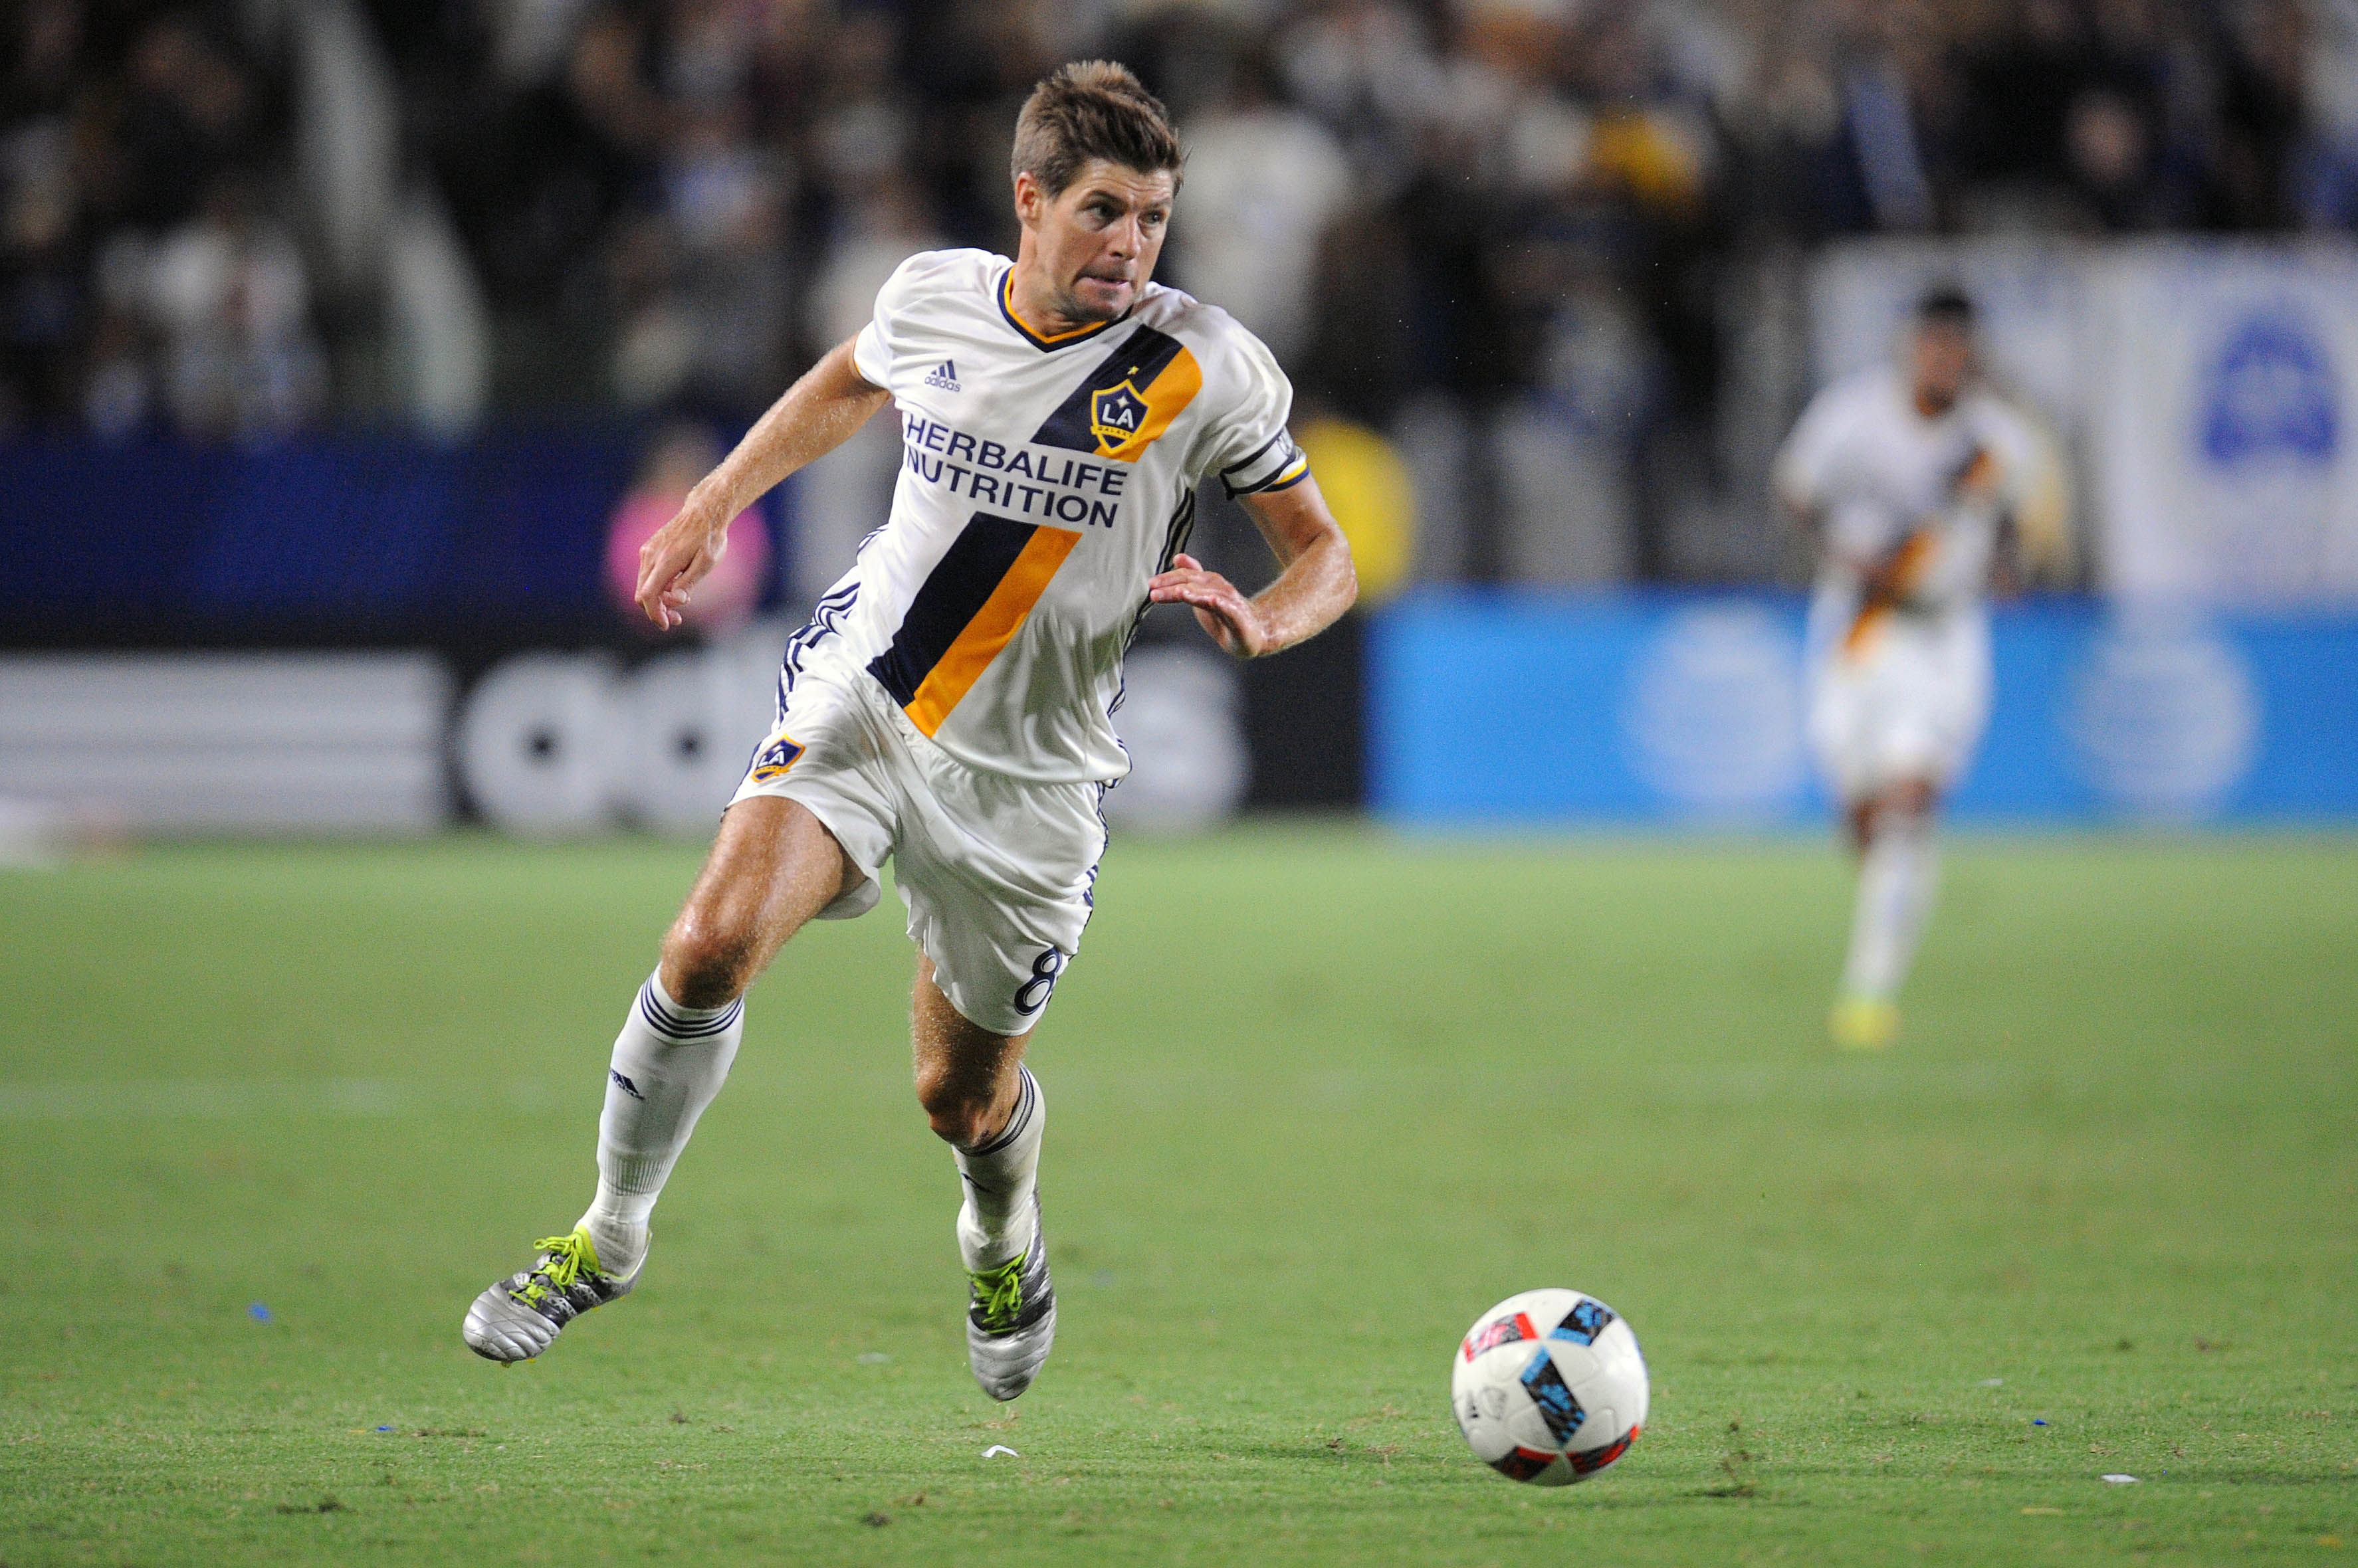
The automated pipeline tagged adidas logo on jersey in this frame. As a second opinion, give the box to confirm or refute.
[924,359,961,391]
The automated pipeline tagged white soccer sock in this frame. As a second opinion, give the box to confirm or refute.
[575,971,744,1276]
[1840,815,1941,1002]
[954,1065,1044,1272]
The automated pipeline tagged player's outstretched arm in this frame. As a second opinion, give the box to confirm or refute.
[635,336,891,630]
[1147,476,1357,658]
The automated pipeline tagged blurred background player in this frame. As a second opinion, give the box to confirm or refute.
[1775,287,2064,1050]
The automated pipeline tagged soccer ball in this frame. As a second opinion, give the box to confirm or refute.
[1452,1289,1648,1485]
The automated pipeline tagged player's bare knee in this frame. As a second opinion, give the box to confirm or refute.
[659,914,755,1009]
[912,1074,976,1144]
[912,1068,996,1147]
[928,1103,999,1147]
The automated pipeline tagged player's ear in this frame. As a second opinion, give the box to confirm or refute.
[1013,169,1043,230]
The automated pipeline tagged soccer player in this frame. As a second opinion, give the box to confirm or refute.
[461,62,1356,1397]
[1775,287,2045,1050]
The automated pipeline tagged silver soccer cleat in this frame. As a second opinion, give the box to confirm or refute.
[965,1195,1057,1401]
[462,1227,639,1363]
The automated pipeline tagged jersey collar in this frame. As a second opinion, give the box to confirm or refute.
[998,266,1130,352]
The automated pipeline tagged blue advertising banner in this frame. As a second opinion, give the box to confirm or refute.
[1370,592,2358,825]
[0,431,792,638]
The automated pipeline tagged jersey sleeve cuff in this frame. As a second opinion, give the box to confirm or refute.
[1220,433,1309,498]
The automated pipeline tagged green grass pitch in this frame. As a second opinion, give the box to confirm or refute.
[2,828,2353,1565]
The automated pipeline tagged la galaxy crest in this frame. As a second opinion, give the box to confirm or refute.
[748,735,804,783]
[1090,381,1150,451]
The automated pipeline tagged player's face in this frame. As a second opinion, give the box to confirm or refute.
[1911,322,1972,415]
[1019,160,1176,323]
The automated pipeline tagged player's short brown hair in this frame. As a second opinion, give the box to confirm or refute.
[1010,61,1182,199]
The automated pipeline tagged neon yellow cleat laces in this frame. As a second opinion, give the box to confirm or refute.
[969,1251,1026,1332]
[512,1228,603,1306]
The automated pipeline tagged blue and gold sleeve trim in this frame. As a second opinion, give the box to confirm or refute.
[1220,431,1311,498]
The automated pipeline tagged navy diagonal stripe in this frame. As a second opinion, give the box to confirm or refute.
[866,513,1040,707]
[1030,326,1188,454]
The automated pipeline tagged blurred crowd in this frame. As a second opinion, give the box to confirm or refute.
[5,0,2355,578]
[2,3,322,439]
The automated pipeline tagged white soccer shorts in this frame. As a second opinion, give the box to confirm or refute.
[1808,611,1991,804]
[728,670,1103,1037]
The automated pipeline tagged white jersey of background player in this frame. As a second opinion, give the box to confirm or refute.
[1775,288,2059,1049]
[460,62,1356,1397]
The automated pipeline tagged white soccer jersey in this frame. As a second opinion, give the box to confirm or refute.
[1776,364,2042,798]
[780,248,1309,785]
[1775,365,2040,645]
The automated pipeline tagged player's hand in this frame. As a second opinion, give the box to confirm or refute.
[635,495,732,631]
[1148,553,1269,658]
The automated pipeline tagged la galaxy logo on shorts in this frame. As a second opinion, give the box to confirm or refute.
[747,735,804,783]
[1089,382,1149,448]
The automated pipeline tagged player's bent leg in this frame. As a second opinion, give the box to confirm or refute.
[662,795,867,1006]
[1832,780,1943,1050]
[601,799,857,1262]
[912,957,1057,1401]
[463,799,861,1363]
